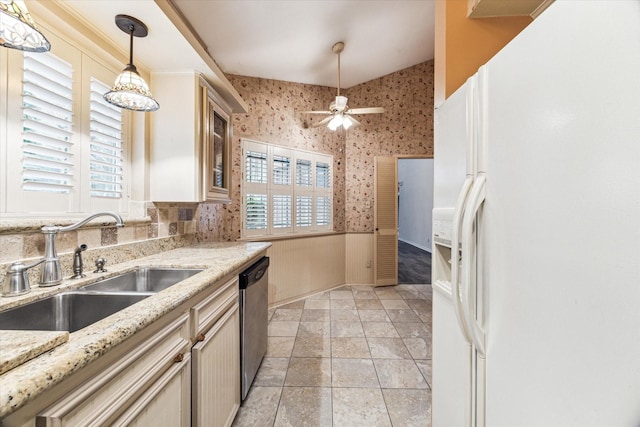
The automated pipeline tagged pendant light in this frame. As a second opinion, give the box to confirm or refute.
[0,0,50,52]
[104,15,159,112]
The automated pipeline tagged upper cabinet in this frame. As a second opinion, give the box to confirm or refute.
[150,72,232,203]
[468,0,553,18]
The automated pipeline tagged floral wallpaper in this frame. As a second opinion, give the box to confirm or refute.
[210,60,434,238]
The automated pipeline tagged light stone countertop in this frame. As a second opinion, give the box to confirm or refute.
[0,241,270,418]
[0,331,69,375]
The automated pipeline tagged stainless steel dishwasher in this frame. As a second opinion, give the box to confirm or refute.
[239,256,269,401]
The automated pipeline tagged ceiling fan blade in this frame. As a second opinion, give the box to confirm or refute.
[301,110,332,114]
[346,115,361,127]
[311,115,334,128]
[348,107,385,115]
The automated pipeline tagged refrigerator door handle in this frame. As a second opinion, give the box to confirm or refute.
[451,176,474,343]
[461,173,487,357]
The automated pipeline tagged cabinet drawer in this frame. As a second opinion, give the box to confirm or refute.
[36,313,190,426]
[191,277,238,338]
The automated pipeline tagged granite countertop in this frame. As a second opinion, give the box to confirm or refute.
[0,331,69,375]
[0,241,270,418]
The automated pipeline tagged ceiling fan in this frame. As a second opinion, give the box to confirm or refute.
[303,41,385,131]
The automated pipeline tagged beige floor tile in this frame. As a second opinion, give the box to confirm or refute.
[330,299,357,310]
[358,309,391,322]
[331,337,371,358]
[362,322,400,338]
[331,321,365,337]
[331,309,360,322]
[367,337,412,359]
[304,299,331,309]
[355,299,384,310]
[268,321,300,337]
[403,337,432,360]
[307,291,330,300]
[374,359,428,389]
[297,321,331,337]
[386,309,421,323]
[266,337,295,357]
[330,290,355,300]
[292,336,331,357]
[380,299,410,310]
[394,322,432,339]
[375,289,403,300]
[353,290,377,300]
[415,359,433,388]
[350,285,374,292]
[274,387,332,427]
[416,310,432,323]
[232,386,282,427]
[382,388,432,427]
[271,308,303,321]
[405,299,432,311]
[332,388,392,427]
[300,309,331,322]
[268,308,275,322]
[284,357,331,387]
[253,357,289,387]
[279,300,306,309]
[332,358,379,388]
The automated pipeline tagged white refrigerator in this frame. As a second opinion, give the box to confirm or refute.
[431,2,640,426]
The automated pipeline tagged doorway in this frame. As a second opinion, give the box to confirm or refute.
[397,158,433,284]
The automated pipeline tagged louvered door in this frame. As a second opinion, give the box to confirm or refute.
[374,156,398,286]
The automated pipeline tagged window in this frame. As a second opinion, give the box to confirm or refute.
[241,139,333,237]
[1,28,130,216]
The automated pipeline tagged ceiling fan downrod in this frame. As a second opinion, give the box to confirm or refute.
[332,41,344,97]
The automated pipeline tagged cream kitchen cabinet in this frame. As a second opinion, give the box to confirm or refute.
[36,313,191,426]
[150,71,232,203]
[191,277,241,427]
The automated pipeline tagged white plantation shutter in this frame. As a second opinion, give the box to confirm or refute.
[295,195,313,227]
[246,194,268,230]
[272,195,292,228]
[296,159,312,187]
[89,78,123,198]
[316,196,331,226]
[241,139,332,237]
[21,52,74,193]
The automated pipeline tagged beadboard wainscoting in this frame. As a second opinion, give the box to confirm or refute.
[346,233,374,285]
[266,233,377,306]
[266,234,346,305]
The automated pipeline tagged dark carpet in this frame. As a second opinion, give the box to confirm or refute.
[398,240,432,284]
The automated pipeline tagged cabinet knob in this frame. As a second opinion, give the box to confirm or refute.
[196,333,206,342]
[174,353,184,363]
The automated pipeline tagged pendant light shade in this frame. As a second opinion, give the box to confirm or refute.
[104,15,159,112]
[0,0,50,52]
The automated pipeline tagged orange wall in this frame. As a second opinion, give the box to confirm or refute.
[435,0,532,105]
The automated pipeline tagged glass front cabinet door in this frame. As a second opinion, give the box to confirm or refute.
[202,83,232,203]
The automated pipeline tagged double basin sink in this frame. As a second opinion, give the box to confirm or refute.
[0,268,203,332]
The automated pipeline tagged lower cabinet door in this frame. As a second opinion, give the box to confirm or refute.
[192,303,240,427]
[113,353,191,427]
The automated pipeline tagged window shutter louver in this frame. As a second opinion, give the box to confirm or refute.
[246,151,267,183]
[273,195,292,228]
[296,159,312,187]
[273,155,291,186]
[246,194,268,230]
[316,162,331,188]
[21,52,74,193]
[89,78,123,198]
[316,196,331,226]
[296,195,313,227]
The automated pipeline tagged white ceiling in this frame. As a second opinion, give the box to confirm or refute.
[172,0,435,89]
[56,0,434,93]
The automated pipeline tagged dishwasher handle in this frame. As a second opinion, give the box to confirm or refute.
[239,257,270,289]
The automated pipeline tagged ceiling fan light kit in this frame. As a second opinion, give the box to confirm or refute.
[303,41,384,131]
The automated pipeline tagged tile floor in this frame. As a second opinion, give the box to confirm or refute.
[232,284,433,427]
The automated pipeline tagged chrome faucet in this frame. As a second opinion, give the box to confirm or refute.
[39,212,124,286]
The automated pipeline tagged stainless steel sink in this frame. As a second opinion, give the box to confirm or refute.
[81,267,203,293]
[0,292,150,332]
